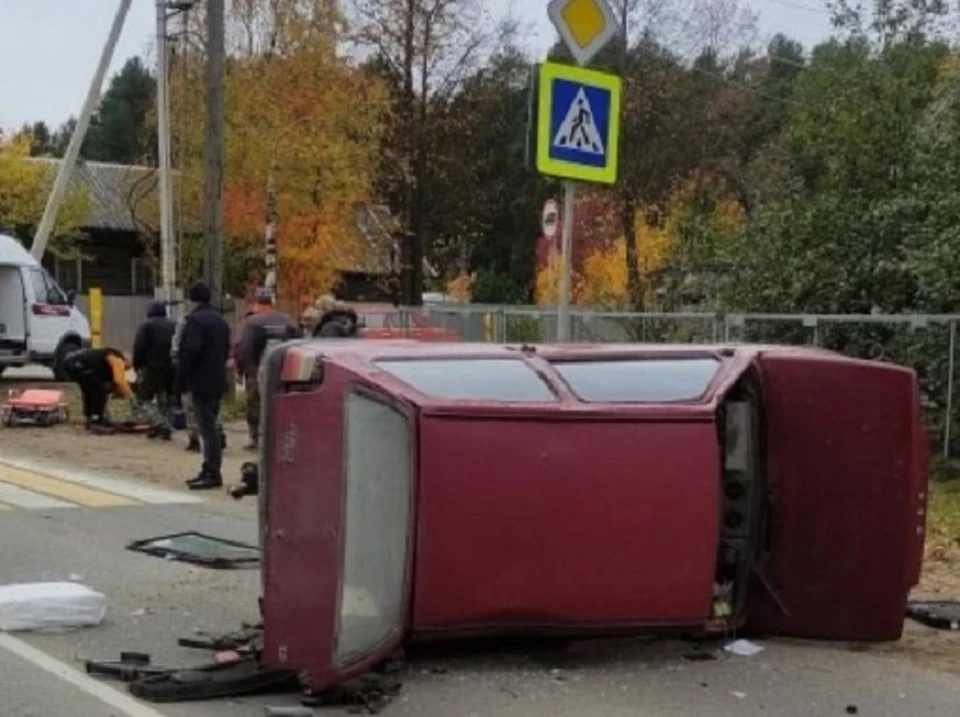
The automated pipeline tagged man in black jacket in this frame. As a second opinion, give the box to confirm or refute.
[175,282,231,490]
[235,288,301,451]
[133,301,176,440]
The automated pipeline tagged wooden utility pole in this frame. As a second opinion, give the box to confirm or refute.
[202,0,226,306]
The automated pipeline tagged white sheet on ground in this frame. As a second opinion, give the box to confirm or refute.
[0,582,107,632]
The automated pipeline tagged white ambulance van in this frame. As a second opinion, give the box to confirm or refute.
[0,233,91,379]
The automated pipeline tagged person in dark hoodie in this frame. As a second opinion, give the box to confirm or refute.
[175,281,231,490]
[312,306,360,338]
[133,301,177,439]
[235,287,302,450]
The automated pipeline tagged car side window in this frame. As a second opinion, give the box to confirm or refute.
[28,269,49,304]
[42,272,68,305]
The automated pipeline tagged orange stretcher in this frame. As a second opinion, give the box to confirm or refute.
[1,389,70,427]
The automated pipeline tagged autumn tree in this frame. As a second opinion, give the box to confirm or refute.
[426,48,543,302]
[0,133,90,257]
[348,0,514,306]
[171,0,387,306]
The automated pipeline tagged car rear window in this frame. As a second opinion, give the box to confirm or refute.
[375,359,557,402]
[552,358,721,403]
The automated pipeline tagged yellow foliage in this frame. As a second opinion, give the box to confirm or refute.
[445,272,475,303]
[579,215,674,309]
[538,178,746,310]
[0,134,90,256]
[536,249,582,305]
[170,2,388,303]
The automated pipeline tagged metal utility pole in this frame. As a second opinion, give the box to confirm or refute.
[557,181,576,342]
[202,0,226,306]
[156,1,176,310]
[32,0,132,261]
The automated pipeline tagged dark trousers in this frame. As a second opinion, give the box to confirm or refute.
[64,355,109,422]
[192,392,223,477]
[138,366,175,427]
[78,377,108,422]
[245,370,261,440]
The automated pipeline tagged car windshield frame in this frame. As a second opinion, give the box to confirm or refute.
[550,356,722,404]
[374,357,559,403]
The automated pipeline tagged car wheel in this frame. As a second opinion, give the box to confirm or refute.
[53,339,81,381]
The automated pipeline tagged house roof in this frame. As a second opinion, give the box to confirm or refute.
[350,204,438,278]
[28,157,158,233]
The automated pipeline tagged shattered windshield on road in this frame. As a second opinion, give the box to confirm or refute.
[552,358,721,403]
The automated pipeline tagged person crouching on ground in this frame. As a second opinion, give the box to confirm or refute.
[235,287,302,451]
[62,347,134,432]
[175,281,231,491]
[132,300,176,440]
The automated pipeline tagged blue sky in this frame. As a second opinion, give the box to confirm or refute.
[0,0,834,131]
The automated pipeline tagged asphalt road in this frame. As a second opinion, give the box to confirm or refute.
[1,459,959,716]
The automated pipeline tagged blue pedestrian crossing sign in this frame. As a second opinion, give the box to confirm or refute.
[537,62,622,185]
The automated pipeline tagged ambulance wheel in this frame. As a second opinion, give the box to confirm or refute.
[53,339,81,382]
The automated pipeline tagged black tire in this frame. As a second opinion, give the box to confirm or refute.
[53,339,81,382]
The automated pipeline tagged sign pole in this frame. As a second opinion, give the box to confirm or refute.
[557,181,576,342]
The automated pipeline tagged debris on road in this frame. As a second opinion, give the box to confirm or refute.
[126,531,260,569]
[907,601,960,631]
[301,673,403,715]
[128,660,299,703]
[86,652,177,682]
[264,707,314,717]
[682,645,719,661]
[0,582,107,632]
[723,639,766,657]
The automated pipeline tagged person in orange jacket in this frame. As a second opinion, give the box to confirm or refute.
[61,347,133,430]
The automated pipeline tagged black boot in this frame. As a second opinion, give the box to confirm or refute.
[185,436,201,452]
[187,472,223,491]
[220,430,227,450]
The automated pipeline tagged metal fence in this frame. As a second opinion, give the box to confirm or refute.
[419,306,960,460]
[86,296,960,459]
[76,295,248,352]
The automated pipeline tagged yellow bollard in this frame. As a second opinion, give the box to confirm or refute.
[483,312,493,342]
[89,287,103,349]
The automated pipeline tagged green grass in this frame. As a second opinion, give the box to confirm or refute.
[220,392,247,422]
[929,481,960,542]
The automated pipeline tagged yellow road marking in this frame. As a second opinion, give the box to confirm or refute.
[0,464,137,508]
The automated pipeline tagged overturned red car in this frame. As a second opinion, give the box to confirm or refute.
[256,341,928,692]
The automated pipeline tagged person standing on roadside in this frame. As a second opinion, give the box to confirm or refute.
[132,301,176,440]
[235,287,302,451]
[172,308,226,453]
[175,282,231,490]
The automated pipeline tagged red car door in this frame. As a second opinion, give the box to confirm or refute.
[748,351,927,641]
[261,371,417,691]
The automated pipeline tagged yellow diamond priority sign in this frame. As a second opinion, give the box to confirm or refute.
[548,0,620,67]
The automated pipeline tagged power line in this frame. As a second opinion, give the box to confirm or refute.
[756,0,833,15]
